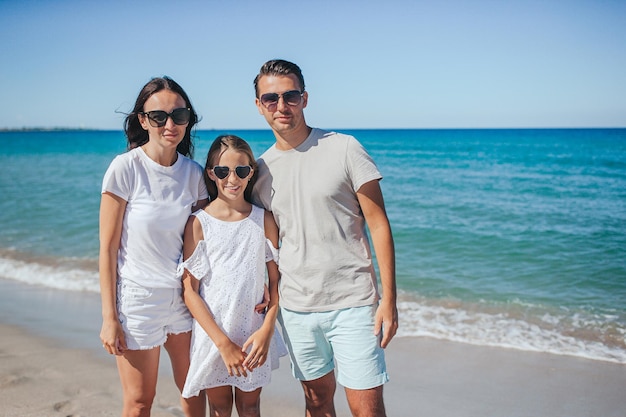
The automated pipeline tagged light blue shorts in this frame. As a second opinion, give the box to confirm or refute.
[279,305,388,390]
[117,279,192,350]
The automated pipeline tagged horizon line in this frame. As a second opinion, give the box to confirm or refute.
[2,126,626,133]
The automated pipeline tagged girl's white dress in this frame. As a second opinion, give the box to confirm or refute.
[181,205,287,397]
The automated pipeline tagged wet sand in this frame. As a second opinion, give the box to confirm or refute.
[1,278,625,416]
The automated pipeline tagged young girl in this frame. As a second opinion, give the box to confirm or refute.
[179,135,286,417]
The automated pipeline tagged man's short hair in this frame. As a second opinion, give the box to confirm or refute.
[254,59,306,97]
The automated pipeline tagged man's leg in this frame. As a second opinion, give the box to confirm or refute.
[329,305,389,417]
[345,385,386,417]
[279,308,337,416]
[301,371,337,417]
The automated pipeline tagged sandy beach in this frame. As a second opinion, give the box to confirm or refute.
[1,278,625,417]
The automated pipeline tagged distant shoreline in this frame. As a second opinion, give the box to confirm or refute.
[0,127,103,132]
[1,126,625,133]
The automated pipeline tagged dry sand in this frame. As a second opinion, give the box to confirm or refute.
[1,279,625,416]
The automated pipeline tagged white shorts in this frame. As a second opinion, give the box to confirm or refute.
[117,279,192,350]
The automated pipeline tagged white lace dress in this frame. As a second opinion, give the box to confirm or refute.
[181,205,287,397]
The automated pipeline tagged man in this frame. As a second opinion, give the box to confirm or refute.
[251,59,398,417]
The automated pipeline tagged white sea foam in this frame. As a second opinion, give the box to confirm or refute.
[2,253,625,365]
[0,255,99,293]
[396,295,626,364]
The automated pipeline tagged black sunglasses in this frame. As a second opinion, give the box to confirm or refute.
[259,90,303,110]
[140,107,191,127]
[212,165,252,180]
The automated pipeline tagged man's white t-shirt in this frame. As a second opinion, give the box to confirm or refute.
[102,147,208,288]
[252,128,382,312]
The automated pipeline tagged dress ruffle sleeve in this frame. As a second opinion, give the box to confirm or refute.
[178,240,211,280]
[264,239,279,265]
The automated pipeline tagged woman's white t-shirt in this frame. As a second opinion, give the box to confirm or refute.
[102,147,208,288]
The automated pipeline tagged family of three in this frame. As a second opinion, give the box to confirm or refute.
[99,59,398,417]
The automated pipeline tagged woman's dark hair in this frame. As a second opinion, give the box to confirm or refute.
[124,76,198,158]
[204,135,258,203]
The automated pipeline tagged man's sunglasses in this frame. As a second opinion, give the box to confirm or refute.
[140,107,191,127]
[259,90,303,110]
[212,165,252,180]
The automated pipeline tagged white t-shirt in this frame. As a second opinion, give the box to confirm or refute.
[102,147,208,288]
[252,128,382,312]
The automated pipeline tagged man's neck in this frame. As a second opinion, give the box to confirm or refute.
[274,125,312,150]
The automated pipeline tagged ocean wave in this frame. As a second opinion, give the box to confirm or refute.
[396,291,626,364]
[0,251,99,293]
[2,251,625,364]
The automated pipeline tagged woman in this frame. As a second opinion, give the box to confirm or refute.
[99,76,208,417]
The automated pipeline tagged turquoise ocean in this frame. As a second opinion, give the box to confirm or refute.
[1,128,625,363]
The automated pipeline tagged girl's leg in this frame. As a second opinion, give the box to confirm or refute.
[164,331,206,417]
[234,387,262,417]
[206,386,235,417]
[116,347,160,417]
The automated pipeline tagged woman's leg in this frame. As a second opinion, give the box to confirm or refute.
[234,387,262,417]
[206,386,234,417]
[164,331,206,417]
[116,347,160,417]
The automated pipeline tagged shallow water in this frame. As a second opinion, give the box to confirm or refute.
[1,128,625,362]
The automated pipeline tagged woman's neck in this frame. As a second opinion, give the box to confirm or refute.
[141,143,178,166]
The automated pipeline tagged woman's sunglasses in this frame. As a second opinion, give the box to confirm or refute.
[140,107,191,127]
[259,90,303,110]
[212,165,252,180]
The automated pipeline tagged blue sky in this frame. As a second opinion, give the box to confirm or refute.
[1,0,625,130]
